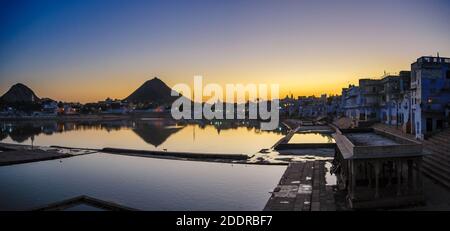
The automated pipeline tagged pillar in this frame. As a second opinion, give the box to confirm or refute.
[368,162,372,188]
[407,160,412,190]
[417,159,423,193]
[375,161,380,199]
[412,160,417,191]
[396,160,402,196]
[351,160,356,199]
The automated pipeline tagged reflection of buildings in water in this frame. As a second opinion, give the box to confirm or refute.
[42,122,58,135]
[69,120,133,132]
[0,119,289,145]
[0,120,136,143]
[195,120,288,135]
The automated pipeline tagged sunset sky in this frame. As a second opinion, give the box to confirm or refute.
[1,0,450,103]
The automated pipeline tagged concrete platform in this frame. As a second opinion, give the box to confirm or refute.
[264,161,336,211]
[0,149,72,166]
[345,132,399,146]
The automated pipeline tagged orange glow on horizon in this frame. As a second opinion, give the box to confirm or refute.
[0,63,411,103]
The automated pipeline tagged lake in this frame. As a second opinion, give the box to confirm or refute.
[288,133,335,144]
[0,153,285,210]
[0,119,287,155]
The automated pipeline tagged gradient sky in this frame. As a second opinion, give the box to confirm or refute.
[1,0,450,103]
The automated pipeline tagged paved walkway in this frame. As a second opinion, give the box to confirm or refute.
[264,161,336,211]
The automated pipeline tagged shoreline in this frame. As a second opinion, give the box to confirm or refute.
[0,118,337,166]
[0,142,290,166]
[0,113,171,122]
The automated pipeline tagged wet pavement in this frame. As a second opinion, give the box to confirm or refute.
[264,161,336,211]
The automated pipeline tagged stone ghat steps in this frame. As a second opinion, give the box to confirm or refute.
[423,139,450,151]
[422,129,450,189]
[423,156,450,181]
[430,134,450,143]
[435,129,450,135]
[423,144,450,163]
[424,152,450,166]
[422,161,450,189]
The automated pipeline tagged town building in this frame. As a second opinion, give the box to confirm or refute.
[325,95,342,116]
[358,78,382,121]
[410,56,450,139]
[280,94,298,117]
[379,71,411,132]
[297,95,327,118]
[339,55,450,139]
[41,99,59,116]
[341,85,361,120]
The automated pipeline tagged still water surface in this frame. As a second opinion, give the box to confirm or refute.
[0,120,287,155]
[0,153,286,210]
[288,133,334,144]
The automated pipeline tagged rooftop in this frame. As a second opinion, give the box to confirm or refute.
[416,56,450,64]
[345,132,399,146]
[333,128,423,159]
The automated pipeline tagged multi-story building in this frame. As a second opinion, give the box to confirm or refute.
[325,95,342,116]
[340,55,450,139]
[341,85,361,120]
[297,95,328,118]
[379,71,411,132]
[358,78,382,121]
[280,94,298,117]
[410,56,450,139]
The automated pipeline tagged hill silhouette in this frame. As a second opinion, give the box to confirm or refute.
[0,83,40,103]
[125,77,179,104]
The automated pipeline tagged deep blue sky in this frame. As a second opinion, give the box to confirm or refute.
[1,0,450,102]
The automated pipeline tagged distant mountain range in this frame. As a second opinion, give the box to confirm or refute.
[0,83,40,103]
[0,77,181,105]
[124,77,180,104]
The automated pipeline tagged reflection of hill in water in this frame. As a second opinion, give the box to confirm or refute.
[0,119,288,145]
[0,121,135,143]
[132,122,183,147]
[2,123,41,143]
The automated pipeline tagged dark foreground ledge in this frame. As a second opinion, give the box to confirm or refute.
[101,147,249,160]
[0,149,72,166]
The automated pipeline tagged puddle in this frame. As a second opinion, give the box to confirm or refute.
[298,184,312,194]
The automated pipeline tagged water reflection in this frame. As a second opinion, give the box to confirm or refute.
[132,122,183,147]
[0,153,286,210]
[0,120,288,154]
[288,133,335,144]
